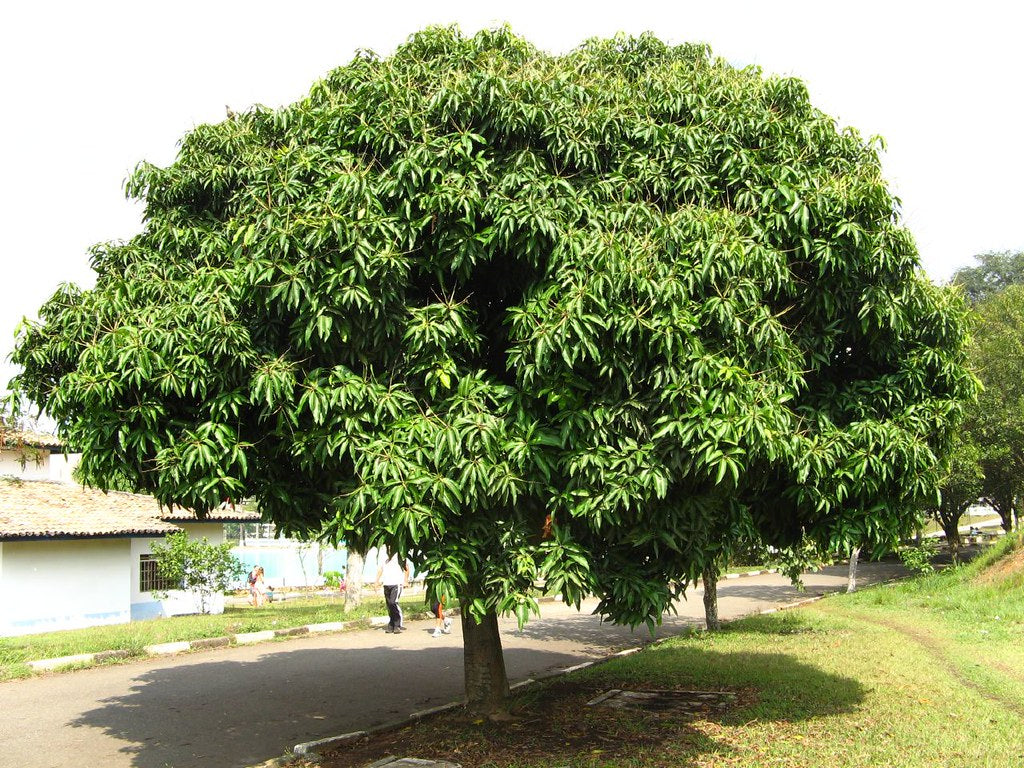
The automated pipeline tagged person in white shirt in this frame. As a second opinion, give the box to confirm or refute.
[375,549,410,634]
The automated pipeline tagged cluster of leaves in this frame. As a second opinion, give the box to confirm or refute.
[9,27,974,629]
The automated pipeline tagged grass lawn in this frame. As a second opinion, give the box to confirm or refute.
[312,534,1024,768]
[0,591,431,681]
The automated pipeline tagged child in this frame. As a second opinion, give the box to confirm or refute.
[431,595,453,638]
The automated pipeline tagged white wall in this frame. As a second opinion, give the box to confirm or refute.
[47,453,81,483]
[0,448,51,481]
[0,538,131,636]
[130,523,229,619]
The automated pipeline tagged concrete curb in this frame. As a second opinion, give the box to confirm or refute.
[22,569,776,674]
[26,617,375,673]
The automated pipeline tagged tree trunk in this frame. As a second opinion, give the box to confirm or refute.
[344,549,364,610]
[462,610,511,718]
[942,521,962,563]
[702,565,720,631]
[1000,511,1013,534]
[847,546,861,593]
[987,495,1014,534]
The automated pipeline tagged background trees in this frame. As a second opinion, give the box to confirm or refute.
[968,285,1024,533]
[9,27,974,714]
[951,250,1024,305]
[923,254,1024,544]
[932,431,984,560]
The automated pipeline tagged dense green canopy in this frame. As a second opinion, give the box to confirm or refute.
[12,28,974,633]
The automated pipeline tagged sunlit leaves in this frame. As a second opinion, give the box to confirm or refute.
[8,26,975,630]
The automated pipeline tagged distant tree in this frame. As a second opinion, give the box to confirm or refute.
[951,250,1024,304]
[149,531,246,613]
[701,533,827,627]
[8,28,975,716]
[970,286,1024,532]
[930,431,984,561]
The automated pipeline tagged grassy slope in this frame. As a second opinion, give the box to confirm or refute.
[316,534,1024,768]
[572,535,1023,767]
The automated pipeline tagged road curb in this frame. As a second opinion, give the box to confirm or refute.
[25,615,380,673]
[20,568,777,674]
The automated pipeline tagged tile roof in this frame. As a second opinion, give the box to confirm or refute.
[162,505,262,523]
[0,429,63,451]
[0,479,259,540]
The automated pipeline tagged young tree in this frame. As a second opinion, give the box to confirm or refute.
[9,28,974,716]
[150,531,246,613]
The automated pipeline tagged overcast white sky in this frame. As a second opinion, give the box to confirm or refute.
[3,0,1023,391]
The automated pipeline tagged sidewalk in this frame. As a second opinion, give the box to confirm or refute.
[23,568,783,673]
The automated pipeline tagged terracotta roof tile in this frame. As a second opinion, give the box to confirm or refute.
[0,479,259,539]
[161,505,261,523]
[0,429,63,450]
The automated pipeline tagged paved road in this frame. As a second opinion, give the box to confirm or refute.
[0,560,907,768]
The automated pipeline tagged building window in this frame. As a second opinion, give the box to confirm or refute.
[140,554,178,592]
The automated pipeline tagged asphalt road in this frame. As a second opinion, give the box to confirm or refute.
[0,560,908,768]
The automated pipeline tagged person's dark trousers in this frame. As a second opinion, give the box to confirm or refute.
[383,584,404,630]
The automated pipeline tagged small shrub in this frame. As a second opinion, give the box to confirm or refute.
[150,531,246,613]
[323,570,345,588]
[898,538,939,574]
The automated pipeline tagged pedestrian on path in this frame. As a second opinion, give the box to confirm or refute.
[375,549,409,633]
[430,594,453,638]
[248,565,266,607]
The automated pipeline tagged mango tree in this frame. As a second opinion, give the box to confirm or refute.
[9,27,975,716]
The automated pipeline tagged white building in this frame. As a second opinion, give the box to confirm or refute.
[0,430,258,637]
[0,428,65,480]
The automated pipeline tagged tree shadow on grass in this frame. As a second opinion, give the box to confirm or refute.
[321,648,867,768]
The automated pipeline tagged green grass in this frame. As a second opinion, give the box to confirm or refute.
[564,533,1024,767]
[0,592,432,681]
[723,565,773,576]
[313,533,1024,768]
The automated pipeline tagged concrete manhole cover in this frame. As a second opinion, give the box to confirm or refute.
[587,689,737,714]
[365,758,462,767]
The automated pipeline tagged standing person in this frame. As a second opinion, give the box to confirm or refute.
[247,565,260,606]
[251,565,267,607]
[430,594,453,638]
[375,549,409,633]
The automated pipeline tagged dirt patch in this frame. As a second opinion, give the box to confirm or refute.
[308,680,754,768]
[975,540,1024,586]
